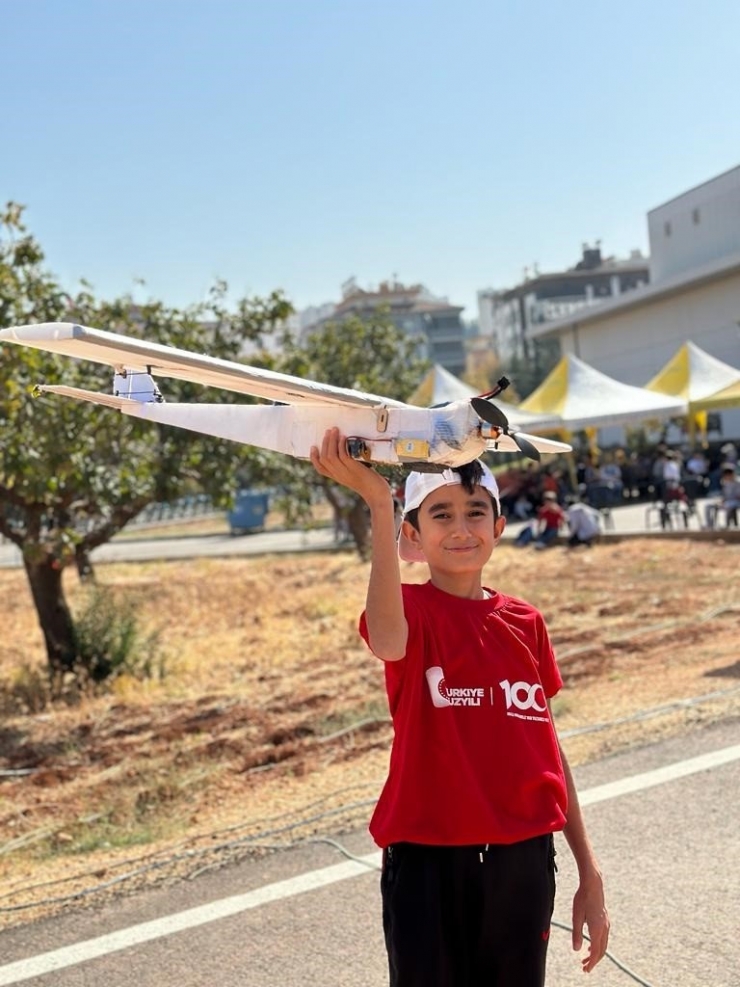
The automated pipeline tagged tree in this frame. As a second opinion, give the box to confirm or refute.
[274,312,429,558]
[0,203,292,691]
[463,350,502,397]
[500,337,561,401]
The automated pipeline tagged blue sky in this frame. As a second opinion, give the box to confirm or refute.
[3,0,740,321]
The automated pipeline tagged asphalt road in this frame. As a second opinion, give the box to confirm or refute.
[0,525,339,569]
[2,503,738,986]
[2,498,735,571]
[1,719,738,987]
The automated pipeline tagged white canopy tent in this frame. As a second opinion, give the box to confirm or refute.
[408,364,479,405]
[519,353,687,431]
[408,364,560,430]
[644,340,740,412]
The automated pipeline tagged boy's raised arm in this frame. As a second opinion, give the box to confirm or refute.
[311,428,408,660]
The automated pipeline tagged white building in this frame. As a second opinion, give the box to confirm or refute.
[648,165,740,283]
[477,245,649,364]
[527,164,740,438]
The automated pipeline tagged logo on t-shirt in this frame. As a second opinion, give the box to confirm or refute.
[425,666,485,707]
[499,678,549,721]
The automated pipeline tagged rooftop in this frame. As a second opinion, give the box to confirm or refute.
[528,247,740,339]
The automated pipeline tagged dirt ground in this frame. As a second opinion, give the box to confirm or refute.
[1,538,739,929]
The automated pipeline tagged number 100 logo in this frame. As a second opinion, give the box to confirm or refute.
[499,679,547,713]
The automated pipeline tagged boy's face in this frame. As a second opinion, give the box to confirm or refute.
[402,483,506,573]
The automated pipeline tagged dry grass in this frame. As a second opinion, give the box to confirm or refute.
[1,538,739,927]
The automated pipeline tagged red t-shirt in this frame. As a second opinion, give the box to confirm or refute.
[537,503,564,531]
[360,581,568,847]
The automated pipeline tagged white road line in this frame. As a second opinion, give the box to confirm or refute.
[579,744,740,806]
[1,742,739,986]
[0,855,382,986]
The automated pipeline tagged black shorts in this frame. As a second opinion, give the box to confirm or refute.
[381,834,557,987]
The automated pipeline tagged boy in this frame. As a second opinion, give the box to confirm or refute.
[311,429,609,986]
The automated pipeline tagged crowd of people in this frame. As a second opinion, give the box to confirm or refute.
[495,439,740,547]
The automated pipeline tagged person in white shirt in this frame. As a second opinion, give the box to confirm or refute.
[566,500,602,548]
[662,451,682,485]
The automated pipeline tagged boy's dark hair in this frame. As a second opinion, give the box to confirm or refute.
[455,460,485,493]
[404,461,498,532]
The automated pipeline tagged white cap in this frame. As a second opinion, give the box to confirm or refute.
[399,463,500,563]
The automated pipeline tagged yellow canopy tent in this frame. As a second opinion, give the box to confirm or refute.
[644,341,740,440]
[408,364,479,406]
[519,353,686,431]
[703,378,740,409]
[518,354,687,479]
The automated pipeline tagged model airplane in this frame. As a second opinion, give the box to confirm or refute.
[0,322,571,470]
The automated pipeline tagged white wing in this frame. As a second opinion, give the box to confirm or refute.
[1,322,574,466]
[486,432,572,455]
[0,322,410,410]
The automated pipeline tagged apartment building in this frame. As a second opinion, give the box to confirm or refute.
[477,244,649,364]
[300,277,467,377]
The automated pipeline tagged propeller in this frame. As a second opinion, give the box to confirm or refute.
[471,379,542,462]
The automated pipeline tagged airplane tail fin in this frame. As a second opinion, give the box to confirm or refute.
[35,370,165,410]
[113,370,164,403]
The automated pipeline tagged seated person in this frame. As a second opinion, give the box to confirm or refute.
[566,499,602,548]
[598,455,623,490]
[495,467,525,518]
[686,449,709,477]
[704,465,740,528]
[514,492,565,549]
[621,452,652,500]
[584,455,622,509]
[512,492,534,520]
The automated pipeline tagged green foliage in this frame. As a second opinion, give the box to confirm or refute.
[280,310,427,401]
[0,200,428,672]
[71,586,165,685]
[232,311,429,523]
[0,202,294,564]
[500,337,561,401]
[266,311,429,555]
[0,201,293,680]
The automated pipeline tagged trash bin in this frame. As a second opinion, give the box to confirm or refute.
[227,490,269,535]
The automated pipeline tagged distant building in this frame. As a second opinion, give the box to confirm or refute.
[647,165,740,282]
[525,163,740,438]
[477,245,650,364]
[300,278,467,377]
[297,302,336,335]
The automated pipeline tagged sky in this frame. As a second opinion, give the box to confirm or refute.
[3,0,740,322]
